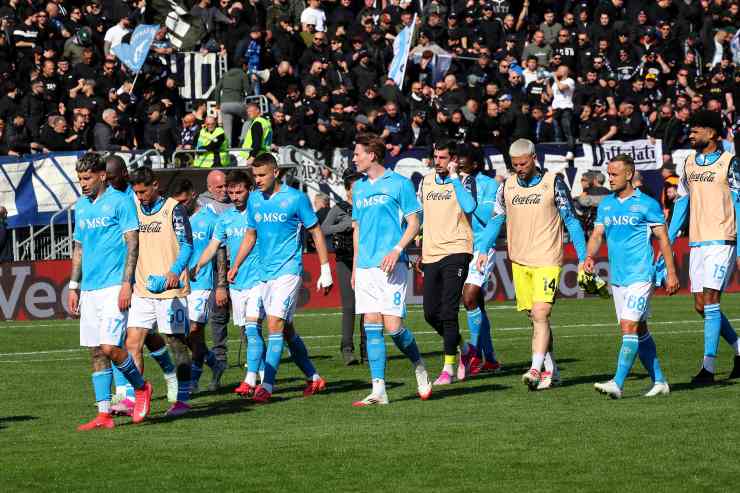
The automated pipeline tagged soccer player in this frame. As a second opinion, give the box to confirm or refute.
[350,133,431,406]
[69,152,152,430]
[416,140,476,385]
[477,139,588,390]
[228,153,333,403]
[193,170,266,398]
[197,170,233,389]
[666,110,740,384]
[458,144,502,376]
[171,179,227,394]
[105,155,181,414]
[126,167,194,417]
[585,155,679,399]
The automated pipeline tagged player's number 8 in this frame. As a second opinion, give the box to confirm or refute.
[627,295,646,311]
[393,291,402,306]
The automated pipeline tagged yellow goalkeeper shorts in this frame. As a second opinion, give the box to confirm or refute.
[511,263,562,311]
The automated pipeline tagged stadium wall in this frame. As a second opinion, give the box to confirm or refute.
[1,239,734,321]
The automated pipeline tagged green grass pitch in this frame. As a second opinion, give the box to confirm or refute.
[1,295,740,492]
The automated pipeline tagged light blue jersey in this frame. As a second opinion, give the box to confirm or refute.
[465,172,499,252]
[215,207,261,290]
[189,206,219,290]
[73,186,139,291]
[352,169,421,269]
[246,185,317,281]
[595,189,665,286]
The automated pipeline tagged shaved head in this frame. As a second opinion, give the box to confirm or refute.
[207,170,227,202]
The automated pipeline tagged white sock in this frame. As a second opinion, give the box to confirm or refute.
[531,353,545,372]
[98,400,111,414]
[245,372,257,386]
[115,386,127,399]
[733,340,740,356]
[312,373,320,381]
[413,360,426,373]
[443,363,455,375]
[703,356,716,373]
[544,352,557,373]
[259,370,265,383]
[372,378,386,395]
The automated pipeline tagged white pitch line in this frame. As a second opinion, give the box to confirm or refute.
[0,328,707,364]
[0,306,519,330]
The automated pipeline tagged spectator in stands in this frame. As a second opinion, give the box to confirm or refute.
[5,114,43,155]
[616,100,646,141]
[69,112,93,150]
[20,80,48,138]
[0,205,10,262]
[194,116,230,168]
[240,102,272,165]
[142,104,178,160]
[215,64,251,144]
[663,105,691,157]
[590,99,618,144]
[103,14,131,56]
[408,110,431,149]
[547,65,575,155]
[39,115,77,151]
[530,105,555,143]
[301,0,327,33]
[374,101,409,157]
[94,108,129,152]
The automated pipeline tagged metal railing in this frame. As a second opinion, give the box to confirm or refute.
[48,205,75,260]
[125,149,165,169]
[245,95,270,115]
[170,147,254,169]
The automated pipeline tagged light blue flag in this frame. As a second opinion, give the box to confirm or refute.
[388,15,416,89]
[111,24,159,73]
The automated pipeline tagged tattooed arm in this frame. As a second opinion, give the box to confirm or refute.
[118,230,138,311]
[215,246,229,307]
[68,240,82,315]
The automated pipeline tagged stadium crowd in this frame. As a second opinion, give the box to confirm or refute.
[0,0,737,160]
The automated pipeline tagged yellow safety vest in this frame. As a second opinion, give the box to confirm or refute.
[240,116,272,159]
[194,127,230,168]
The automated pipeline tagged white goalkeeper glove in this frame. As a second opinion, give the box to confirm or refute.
[316,263,333,291]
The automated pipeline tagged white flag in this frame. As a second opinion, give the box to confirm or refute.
[388,15,416,89]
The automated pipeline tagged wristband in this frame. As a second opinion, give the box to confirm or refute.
[68,280,80,290]
[393,245,403,253]
[320,263,332,277]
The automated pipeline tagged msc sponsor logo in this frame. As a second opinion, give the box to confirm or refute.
[604,215,639,226]
[511,193,542,205]
[254,212,288,223]
[226,227,248,237]
[78,216,111,229]
[355,195,388,208]
[687,170,717,183]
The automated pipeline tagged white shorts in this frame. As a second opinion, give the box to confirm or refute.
[128,294,189,335]
[231,284,265,326]
[262,274,302,321]
[355,263,408,318]
[187,289,213,324]
[79,285,128,347]
[466,248,495,288]
[612,281,653,322]
[689,244,736,293]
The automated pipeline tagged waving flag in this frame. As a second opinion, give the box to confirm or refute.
[388,15,417,89]
[111,24,158,73]
[149,0,206,51]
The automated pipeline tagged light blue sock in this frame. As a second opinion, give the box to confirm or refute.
[150,347,175,374]
[466,308,482,349]
[114,354,145,389]
[720,313,739,347]
[245,322,265,375]
[205,351,217,369]
[389,327,421,365]
[191,362,204,387]
[287,334,317,379]
[112,365,135,399]
[614,334,639,388]
[263,333,284,387]
[704,304,721,364]
[92,368,113,404]
[365,323,386,380]
[479,311,496,362]
[638,332,666,383]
